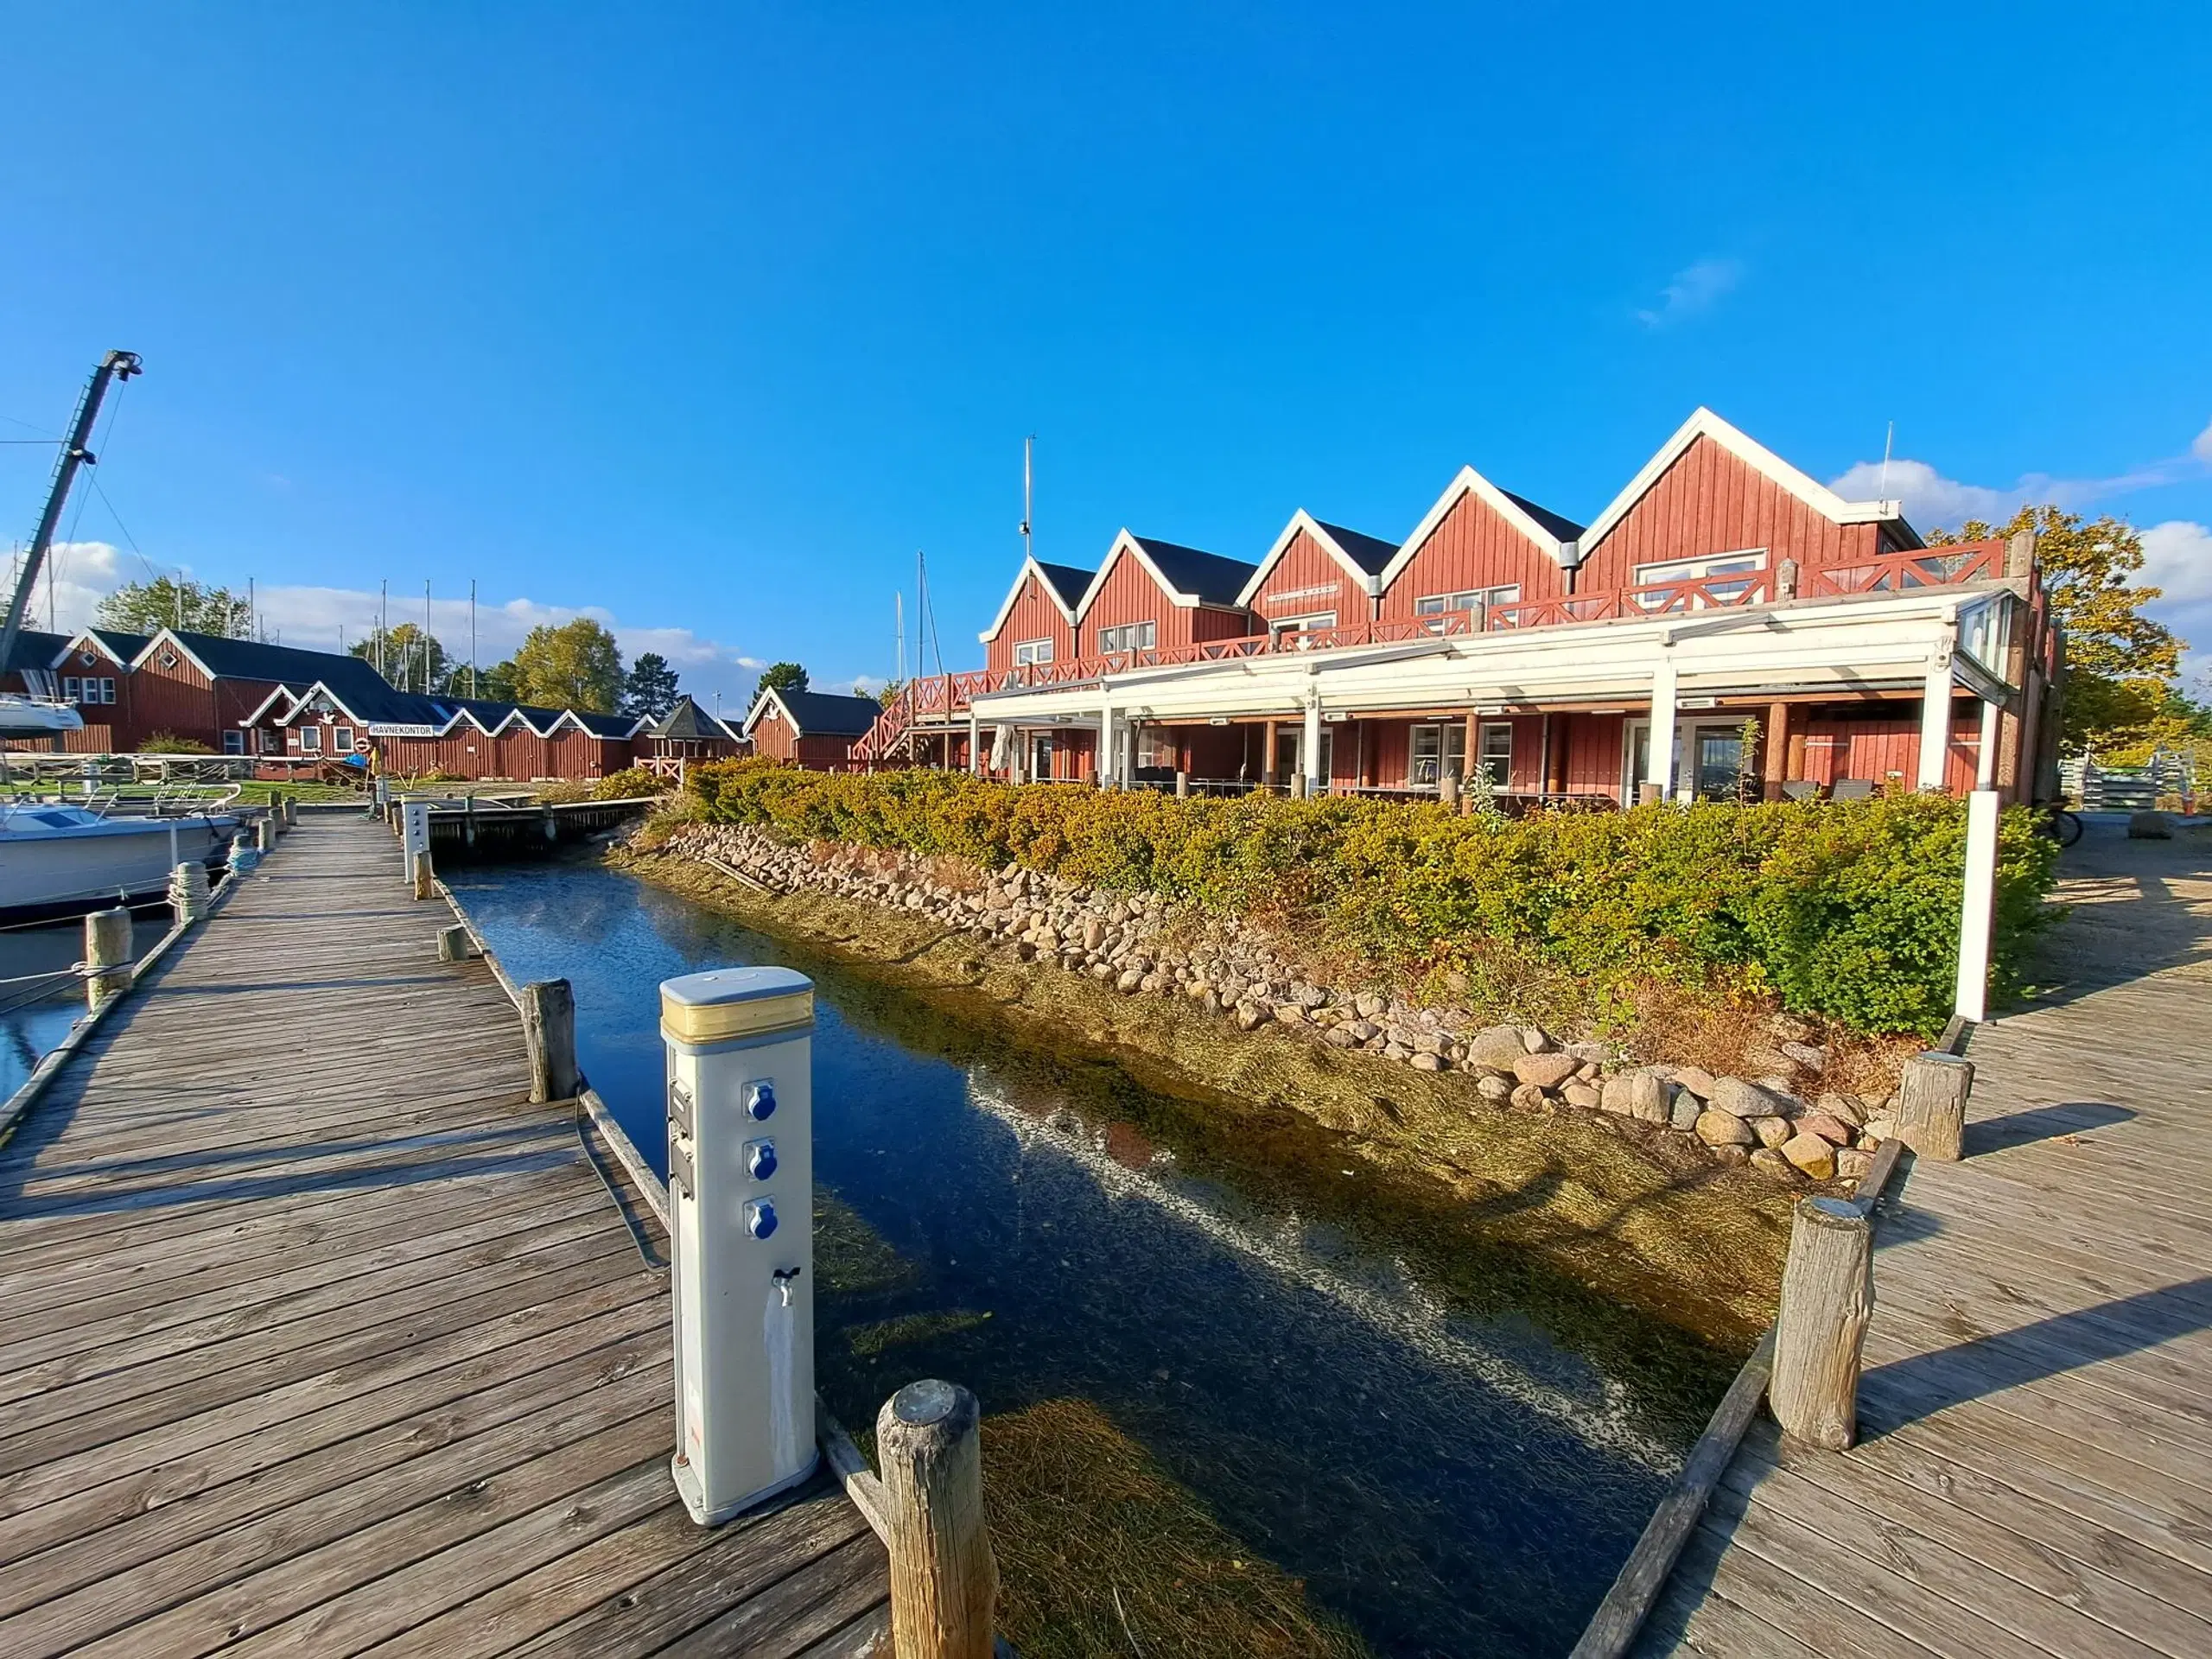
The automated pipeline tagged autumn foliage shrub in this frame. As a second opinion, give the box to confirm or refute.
[683,761,2058,1037]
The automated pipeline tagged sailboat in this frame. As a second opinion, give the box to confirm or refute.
[1,351,239,919]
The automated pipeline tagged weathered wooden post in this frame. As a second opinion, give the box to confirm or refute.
[877,1379,996,1659]
[280,792,297,829]
[522,978,579,1102]
[168,860,210,925]
[256,815,276,854]
[436,923,471,963]
[1896,1051,1973,1161]
[84,906,133,1010]
[1439,766,1459,810]
[410,849,434,901]
[1769,1196,1872,1449]
[1174,770,1189,798]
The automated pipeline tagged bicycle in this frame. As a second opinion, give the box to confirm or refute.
[2033,806,2085,849]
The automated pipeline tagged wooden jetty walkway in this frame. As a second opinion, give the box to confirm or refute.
[1633,818,2212,1656]
[0,814,890,1656]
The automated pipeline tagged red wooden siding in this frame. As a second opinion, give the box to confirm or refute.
[1248,531,1363,628]
[1078,552,1255,652]
[1573,435,1885,592]
[1800,707,1980,796]
[1378,489,1569,622]
[984,571,1078,674]
[128,652,220,748]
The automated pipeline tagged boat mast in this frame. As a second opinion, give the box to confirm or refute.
[1,349,143,679]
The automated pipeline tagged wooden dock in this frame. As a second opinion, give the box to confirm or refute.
[1636,820,2212,1656]
[0,815,890,1656]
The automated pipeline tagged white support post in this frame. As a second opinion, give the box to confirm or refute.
[1955,788,1999,1022]
[1645,653,1678,803]
[968,711,980,777]
[1976,697,2000,791]
[1097,702,1114,788]
[1303,698,1322,798]
[1918,657,1954,791]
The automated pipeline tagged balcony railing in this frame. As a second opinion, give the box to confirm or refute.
[851,539,2013,760]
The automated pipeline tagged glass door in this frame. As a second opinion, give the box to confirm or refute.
[1694,730,1746,801]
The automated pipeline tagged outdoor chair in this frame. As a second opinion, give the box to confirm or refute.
[1830,778,1875,802]
[1781,779,1823,802]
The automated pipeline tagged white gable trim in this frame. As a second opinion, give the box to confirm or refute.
[1074,531,1207,619]
[238,683,306,727]
[1376,466,1579,590]
[56,630,133,670]
[1236,511,1386,607]
[1576,407,1911,561]
[980,555,1086,644]
[264,680,374,727]
[130,626,220,681]
[741,687,799,739]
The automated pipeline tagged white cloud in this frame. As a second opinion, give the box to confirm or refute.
[1636,257,1744,328]
[1827,459,2020,528]
[1828,414,2212,534]
[834,675,890,696]
[2139,519,2212,606]
[2,540,131,634]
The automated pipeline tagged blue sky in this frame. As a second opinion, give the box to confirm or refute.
[4,3,2209,709]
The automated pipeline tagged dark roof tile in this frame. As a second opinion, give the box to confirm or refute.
[1310,520,1400,576]
[1128,537,1258,607]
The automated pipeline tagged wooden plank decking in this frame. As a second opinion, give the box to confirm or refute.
[1641,819,2212,1656]
[0,815,888,1656]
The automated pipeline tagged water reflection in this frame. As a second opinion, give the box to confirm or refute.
[0,912,169,1099]
[455,861,1715,1656]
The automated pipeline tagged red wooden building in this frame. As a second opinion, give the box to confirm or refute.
[741,687,886,767]
[858,408,2062,807]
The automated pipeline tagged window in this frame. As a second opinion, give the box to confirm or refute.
[1136,728,1176,770]
[1408,721,1467,786]
[61,676,79,702]
[1268,612,1338,637]
[1096,621,1156,655]
[334,726,356,753]
[222,731,245,755]
[1478,722,1513,787]
[158,649,180,669]
[299,725,322,753]
[1012,639,1054,665]
[1630,550,1766,606]
[96,677,116,704]
[1414,587,1519,632]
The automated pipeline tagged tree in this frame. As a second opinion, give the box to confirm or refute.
[350,623,451,693]
[1930,505,2184,751]
[97,577,252,638]
[510,618,623,711]
[877,678,905,709]
[620,652,681,719]
[476,658,522,702]
[758,662,809,698]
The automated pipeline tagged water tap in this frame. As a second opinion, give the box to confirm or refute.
[772,1267,802,1306]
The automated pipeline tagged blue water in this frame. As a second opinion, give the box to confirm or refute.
[0,913,169,1099]
[454,859,1726,1657]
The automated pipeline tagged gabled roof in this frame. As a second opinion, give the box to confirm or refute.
[741,686,884,740]
[979,555,1095,643]
[2,628,71,675]
[1076,531,1258,619]
[1236,511,1398,607]
[54,628,151,668]
[648,694,738,742]
[1576,406,1919,559]
[259,680,648,739]
[1377,465,1586,589]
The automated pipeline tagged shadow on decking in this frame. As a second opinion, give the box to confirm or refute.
[1859,1274,2212,1431]
[0,1136,582,1221]
[1961,1100,2134,1156]
[2008,825,2212,1009]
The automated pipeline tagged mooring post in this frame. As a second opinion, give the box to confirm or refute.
[877,1379,996,1659]
[1896,1051,1973,1160]
[1769,1196,1873,1449]
[84,906,133,1010]
[410,849,434,901]
[168,860,210,925]
[256,815,276,854]
[436,923,471,963]
[280,792,297,829]
[1174,770,1189,798]
[1440,767,1459,810]
[521,978,579,1102]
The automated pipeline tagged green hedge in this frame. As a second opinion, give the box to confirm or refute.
[684,761,2058,1037]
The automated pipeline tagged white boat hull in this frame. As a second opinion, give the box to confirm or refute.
[0,812,237,918]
